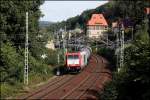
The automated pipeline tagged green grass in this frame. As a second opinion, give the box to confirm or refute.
[28,73,53,86]
[0,82,23,99]
[0,73,53,99]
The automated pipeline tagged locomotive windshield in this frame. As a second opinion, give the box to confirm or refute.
[68,55,79,59]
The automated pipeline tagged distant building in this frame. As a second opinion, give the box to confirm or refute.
[58,28,66,39]
[68,28,83,39]
[68,28,83,33]
[112,21,120,33]
[86,14,108,39]
[112,18,135,33]
[45,40,55,50]
[145,7,150,15]
[144,7,150,37]
[54,28,67,40]
[112,22,118,28]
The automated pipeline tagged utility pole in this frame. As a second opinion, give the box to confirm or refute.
[56,31,60,76]
[24,12,29,85]
[63,25,66,61]
[75,33,77,51]
[57,31,60,64]
[57,53,60,65]
[116,31,119,69]
[131,26,134,40]
[107,33,108,47]
[96,40,97,53]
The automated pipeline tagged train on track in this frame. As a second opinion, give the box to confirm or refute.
[65,46,92,72]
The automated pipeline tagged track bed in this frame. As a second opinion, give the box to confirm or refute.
[18,54,112,99]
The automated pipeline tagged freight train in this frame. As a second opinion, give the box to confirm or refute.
[65,46,92,72]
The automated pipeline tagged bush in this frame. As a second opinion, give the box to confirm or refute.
[0,82,23,99]
[44,49,58,65]
[101,26,150,100]
[28,52,53,83]
[0,42,24,83]
[97,47,116,68]
[44,49,65,66]
[0,42,53,98]
[100,81,118,100]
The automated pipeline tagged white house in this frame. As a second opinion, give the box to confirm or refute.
[86,14,108,39]
[45,40,55,50]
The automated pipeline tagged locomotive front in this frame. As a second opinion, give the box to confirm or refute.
[65,46,92,72]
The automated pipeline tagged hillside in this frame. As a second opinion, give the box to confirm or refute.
[39,21,54,28]
[48,2,114,32]
[48,1,148,32]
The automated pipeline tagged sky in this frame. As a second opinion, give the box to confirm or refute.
[40,1,108,22]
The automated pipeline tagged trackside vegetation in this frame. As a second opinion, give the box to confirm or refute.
[99,1,150,100]
[0,1,60,98]
[101,25,150,100]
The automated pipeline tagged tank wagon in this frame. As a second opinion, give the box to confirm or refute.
[65,46,92,72]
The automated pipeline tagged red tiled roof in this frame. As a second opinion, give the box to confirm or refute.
[87,14,108,26]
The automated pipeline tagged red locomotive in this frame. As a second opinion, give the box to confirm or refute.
[65,46,92,72]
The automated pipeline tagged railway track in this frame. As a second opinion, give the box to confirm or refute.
[18,54,112,99]
[80,56,112,99]
[61,55,105,99]
[41,55,98,99]
[21,75,74,99]
[21,76,65,98]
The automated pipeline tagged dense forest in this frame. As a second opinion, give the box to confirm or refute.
[98,1,150,100]
[0,0,60,98]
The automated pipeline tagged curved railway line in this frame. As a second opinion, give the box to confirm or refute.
[18,54,112,99]
[60,55,100,99]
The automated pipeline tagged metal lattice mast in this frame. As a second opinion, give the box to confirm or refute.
[116,23,124,71]
[106,33,108,47]
[74,33,76,61]
[57,31,60,65]
[56,31,61,76]
[24,12,29,85]
[116,31,119,69]
[63,25,66,61]
[96,40,97,52]
[120,24,124,68]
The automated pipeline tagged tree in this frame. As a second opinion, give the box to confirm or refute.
[101,18,150,100]
[0,0,51,85]
[0,42,24,83]
[0,0,45,51]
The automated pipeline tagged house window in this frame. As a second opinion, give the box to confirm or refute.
[93,26,95,30]
[101,26,105,30]
[96,26,99,30]
[91,26,93,30]
[88,26,90,30]
[88,26,93,30]
[88,31,91,35]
